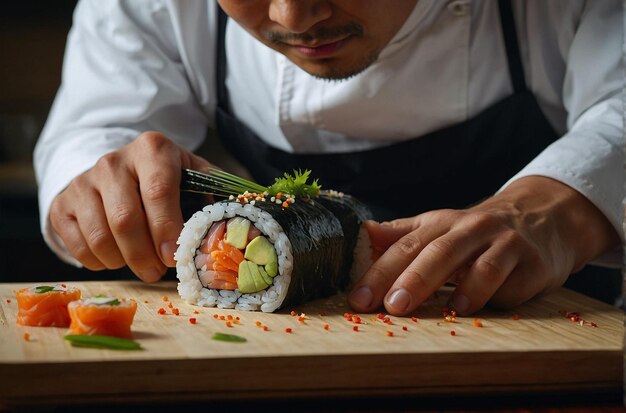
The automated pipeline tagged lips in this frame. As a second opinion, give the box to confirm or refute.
[289,37,352,58]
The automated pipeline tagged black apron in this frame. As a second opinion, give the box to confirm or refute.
[208,0,621,305]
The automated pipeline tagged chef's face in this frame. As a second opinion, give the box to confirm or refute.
[217,0,417,80]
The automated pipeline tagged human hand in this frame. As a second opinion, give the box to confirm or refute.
[49,132,215,282]
[348,176,620,315]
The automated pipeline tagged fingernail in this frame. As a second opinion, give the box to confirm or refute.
[142,267,162,283]
[386,288,411,313]
[349,286,373,310]
[160,241,178,266]
[450,294,470,314]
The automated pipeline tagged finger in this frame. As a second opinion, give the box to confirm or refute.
[73,189,125,269]
[446,240,519,315]
[348,220,445,313]
[383,229,488,316]
[101,170,165,283]
[50,197,106,271]
[488,261,559,310]
[364,218,421,256]
[135,138,213,267]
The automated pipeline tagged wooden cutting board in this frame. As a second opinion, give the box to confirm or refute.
[0,280,622,406]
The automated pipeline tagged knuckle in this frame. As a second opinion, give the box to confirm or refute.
[364,264,393,285]
[401,267,429,290]
[143,179,176,204]
[95,152,122,173]
[473,257,504,284]
[424,237,455,261]
[392,234,423,256]
[108,205,138,234]
[85,226,113,252]
[135,131,171,152]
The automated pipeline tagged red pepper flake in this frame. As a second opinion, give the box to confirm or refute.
[297,316,305,323]
[5,299,11,304]
[444,315,456,323]
[402,326,408,331]
[319,312,326,317]
[282,201,289,208]
[386,330,394,337]
[162,295,169,302]
[233,319,240,325]
[590,322,598,328]
[235,316,240,321]
[23,333,31,342]
[473,319,484,328]
[227,314,233,320]
[285,327,292,333]
[411,317,418,322]
[189,317,197,324]
[143,300,149,304]
[61,283,67,288]
[213,314,219,319]
[343,312,350,318]
[255,321,262,327]
[353,315,361,324]
[167,302,174,309]
[353,326,359,332]
[513,314,520,320]
[346,315,353,322]
[172,308,180,316]
[450,330,456,336]
[441,306,449,317]
[225,321,232,328]
[376,313,385,319]
[323,324,330,330]
[193,310,200,314]
[263,326,269,331]
[219,315,226,321]
[290,311,297,317]
[157,308,166,315]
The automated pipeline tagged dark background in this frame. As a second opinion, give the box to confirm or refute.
[0,2,621,306]
[0,1,141,282]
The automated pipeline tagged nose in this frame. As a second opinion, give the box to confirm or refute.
[268,0,332,33]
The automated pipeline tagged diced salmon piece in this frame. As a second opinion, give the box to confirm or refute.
[16,286,81,327]
[67,298,137,338]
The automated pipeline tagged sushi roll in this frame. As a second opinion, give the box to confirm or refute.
[176,169,373,312]
[67,296,137,338]
[16,284,81,327]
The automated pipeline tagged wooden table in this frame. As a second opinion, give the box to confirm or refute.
[0,280,622,410]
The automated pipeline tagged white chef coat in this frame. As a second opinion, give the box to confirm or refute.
[34,0,624,267]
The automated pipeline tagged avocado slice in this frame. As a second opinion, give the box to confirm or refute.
[248,261,270,292]
[258,265,273,286]
[244,236,278,277]
[225,217,251,249]
[237,261,257,294]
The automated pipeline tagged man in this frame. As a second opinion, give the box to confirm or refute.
[35,0,623,316]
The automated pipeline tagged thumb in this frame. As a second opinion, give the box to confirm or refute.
[364,217,421,258]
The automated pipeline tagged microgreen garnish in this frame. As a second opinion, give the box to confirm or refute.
[64,335,142,350]
[211,332,247,343]
[268,169,321,198]
[34,286,55,294]
[182,168,321,198]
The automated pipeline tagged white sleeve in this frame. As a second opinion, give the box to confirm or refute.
[502,0,624,266]
[33,0,216,264]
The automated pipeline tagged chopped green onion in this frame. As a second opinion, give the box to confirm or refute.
[34,286,55,294]
[211,332,247,343]
[64,335,142,350]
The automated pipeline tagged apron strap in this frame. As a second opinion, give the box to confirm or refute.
[216,6,230,112]
[498,0,527,93]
